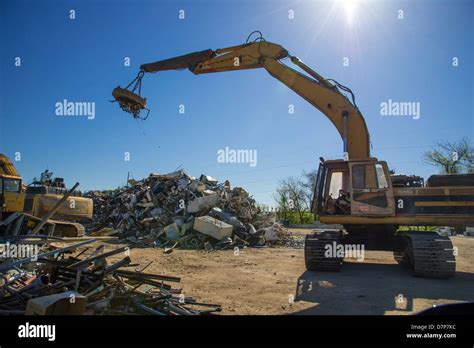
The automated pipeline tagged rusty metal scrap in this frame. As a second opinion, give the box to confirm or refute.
[0,241,220,315]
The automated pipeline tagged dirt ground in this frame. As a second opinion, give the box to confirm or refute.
[100,229,474,315]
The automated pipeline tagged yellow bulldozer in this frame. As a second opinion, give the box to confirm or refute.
[0,153,93,237]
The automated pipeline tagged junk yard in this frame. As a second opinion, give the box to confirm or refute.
[1,0,473,320]
[1,151,474,315]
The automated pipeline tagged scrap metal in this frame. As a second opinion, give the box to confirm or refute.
[85,169,289,250]
[0,240,221,315]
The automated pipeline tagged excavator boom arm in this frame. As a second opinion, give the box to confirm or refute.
[134,40,371,160]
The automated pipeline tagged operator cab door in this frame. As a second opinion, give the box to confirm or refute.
[1,177,24,214]
[349,161,395,216]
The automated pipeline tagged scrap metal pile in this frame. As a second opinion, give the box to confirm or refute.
[85,170,290,250]
[0,239,221,315]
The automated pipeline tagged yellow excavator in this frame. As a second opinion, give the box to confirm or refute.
[0,153,93,237]
[112,32,474,278]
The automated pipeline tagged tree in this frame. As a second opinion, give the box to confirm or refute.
[423,137,473,174]
[273,187,291,220]
[274,177,308,224]
[301,169,317,209]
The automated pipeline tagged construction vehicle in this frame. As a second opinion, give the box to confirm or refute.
[0,154,93,237]
[112,32,474,278]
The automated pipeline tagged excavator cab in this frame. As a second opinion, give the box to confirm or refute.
[313,159,395,218]
[0,174,24,215]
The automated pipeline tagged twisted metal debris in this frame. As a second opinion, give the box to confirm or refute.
[85,170,289,250]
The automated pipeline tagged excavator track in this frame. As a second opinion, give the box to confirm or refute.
[394,232,456,279]
[304,230,344,272]
[1,213,84,237]
[52,221,85,237]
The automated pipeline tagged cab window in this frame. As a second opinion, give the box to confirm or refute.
[352,164,388,189]
[3,178,21,193]
[375,164,388,188]
[352,164,377,189]
[328,172,343,198]
[352,165,365,189]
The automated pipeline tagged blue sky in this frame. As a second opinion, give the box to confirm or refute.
[1,0,473,206]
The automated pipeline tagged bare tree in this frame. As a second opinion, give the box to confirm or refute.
[423,137,473,174]
[274,177,308,224]
[301,169,317,209]
[273,187,290,220]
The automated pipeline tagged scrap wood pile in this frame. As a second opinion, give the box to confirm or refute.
[0,239,221,315]
[85,170,290,250]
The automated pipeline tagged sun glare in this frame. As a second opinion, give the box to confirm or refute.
[338,0,358,24]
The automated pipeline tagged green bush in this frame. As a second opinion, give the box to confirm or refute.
[279,211,315,225]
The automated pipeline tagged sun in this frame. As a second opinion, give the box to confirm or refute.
[338,0,359,25]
